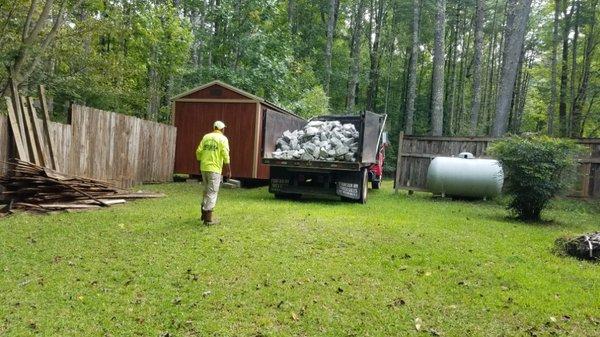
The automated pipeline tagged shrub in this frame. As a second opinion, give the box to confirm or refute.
[488,136,584,221]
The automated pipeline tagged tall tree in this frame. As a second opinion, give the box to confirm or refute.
[404,0,420,135]
[491,0,532,137]
[1,0,83,96]
[324,0,340,96]
[365,0,386,112]
[571,0,598,137]
[569,0,580,134]
[547,0,560,135]
[431,0,446,136]
[346,0,366,113]
[558,0,573,136]
[469,0,485,135]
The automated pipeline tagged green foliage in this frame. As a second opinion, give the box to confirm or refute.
[289,85,330,117]
[488,136,585,221]
[1,0,598,135]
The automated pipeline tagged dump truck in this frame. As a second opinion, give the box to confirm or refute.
[261,110,387,203]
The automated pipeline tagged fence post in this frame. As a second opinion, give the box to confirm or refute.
[394,131,404,194]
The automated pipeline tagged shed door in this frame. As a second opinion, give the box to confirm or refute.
[174,102,258,178]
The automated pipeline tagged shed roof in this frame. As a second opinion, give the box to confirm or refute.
[171,80,301,118]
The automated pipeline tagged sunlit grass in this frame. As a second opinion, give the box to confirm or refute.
[0,182,598,336]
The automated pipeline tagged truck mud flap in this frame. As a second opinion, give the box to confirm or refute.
[336,170,363,200]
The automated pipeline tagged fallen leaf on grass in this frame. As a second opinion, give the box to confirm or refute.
[291,312,299,321]
[415,317,422,331]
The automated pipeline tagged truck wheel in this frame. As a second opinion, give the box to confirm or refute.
[358,169,368,204]
[372,179,381,189]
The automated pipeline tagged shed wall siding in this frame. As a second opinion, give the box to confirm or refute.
[174,101,257,178]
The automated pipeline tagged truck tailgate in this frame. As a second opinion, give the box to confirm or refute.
[262,158,361,171]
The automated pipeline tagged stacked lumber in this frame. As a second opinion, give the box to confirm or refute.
[0,160,163,214]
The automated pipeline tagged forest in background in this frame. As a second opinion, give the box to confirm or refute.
[0,0,599,138]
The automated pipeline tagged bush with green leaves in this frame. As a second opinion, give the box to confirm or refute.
[488,136,584,221]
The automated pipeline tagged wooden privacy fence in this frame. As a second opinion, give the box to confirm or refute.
[1,105,177,188]
[394,134,600,199]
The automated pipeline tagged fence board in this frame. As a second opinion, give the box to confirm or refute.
[0,116,10,176]
[395,136,600,199]
[2,105,176,188]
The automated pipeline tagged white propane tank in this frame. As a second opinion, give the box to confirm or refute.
[426,152,504,199]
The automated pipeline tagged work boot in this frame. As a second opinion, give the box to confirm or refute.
[203,210,220,226]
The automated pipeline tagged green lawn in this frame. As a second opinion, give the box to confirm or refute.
[1,182,599,336]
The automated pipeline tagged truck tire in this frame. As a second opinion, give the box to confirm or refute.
[372,179,381,189]
[358,168,368,204]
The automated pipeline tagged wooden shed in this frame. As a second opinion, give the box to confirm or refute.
[171,80,304,180]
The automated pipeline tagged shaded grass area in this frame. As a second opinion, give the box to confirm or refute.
[0,182,599,336]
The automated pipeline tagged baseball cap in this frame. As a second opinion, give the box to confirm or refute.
[214,121,226,130]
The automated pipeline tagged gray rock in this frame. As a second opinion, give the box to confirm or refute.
[273,120,360,162]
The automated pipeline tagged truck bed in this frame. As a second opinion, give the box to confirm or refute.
[261,111,386,172]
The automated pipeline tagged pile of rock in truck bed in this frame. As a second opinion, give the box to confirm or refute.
[272,120,360,162]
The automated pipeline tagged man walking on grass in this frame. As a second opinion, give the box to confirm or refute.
[196,120,232,225]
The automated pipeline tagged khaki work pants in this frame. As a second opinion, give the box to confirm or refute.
[201,171,222,211]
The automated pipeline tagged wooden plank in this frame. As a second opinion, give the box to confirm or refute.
[0,116,9,176]
[4,97,29,161]
[580,163,591,198]
[27,97,48,167]
[19,95,41,164]
[394,131,404,193]
[253,103,260,179]
[578,158,600,164]
[10,77,28,155]
[38,85,58,170]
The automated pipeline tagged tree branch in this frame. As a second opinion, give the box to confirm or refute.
[23,0,40,41]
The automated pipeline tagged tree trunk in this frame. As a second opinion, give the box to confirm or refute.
[491,0,532,137]
[547,0,560,135]
[346,0,366,113]
[568,0,580,135]
[324,0,340,96]
[404,0,420,135]
[456,15,471,135]
[558,0,572,137]
[481,0,501,134]
[431,0,446,136]
[571,0,598,137]
[366,0,386,112]
[444,2,458,135]
[469,0,485,135]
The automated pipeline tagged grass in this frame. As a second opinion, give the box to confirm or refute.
[0,182,599,336]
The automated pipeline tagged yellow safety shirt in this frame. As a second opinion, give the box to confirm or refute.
[196,130,230,174]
